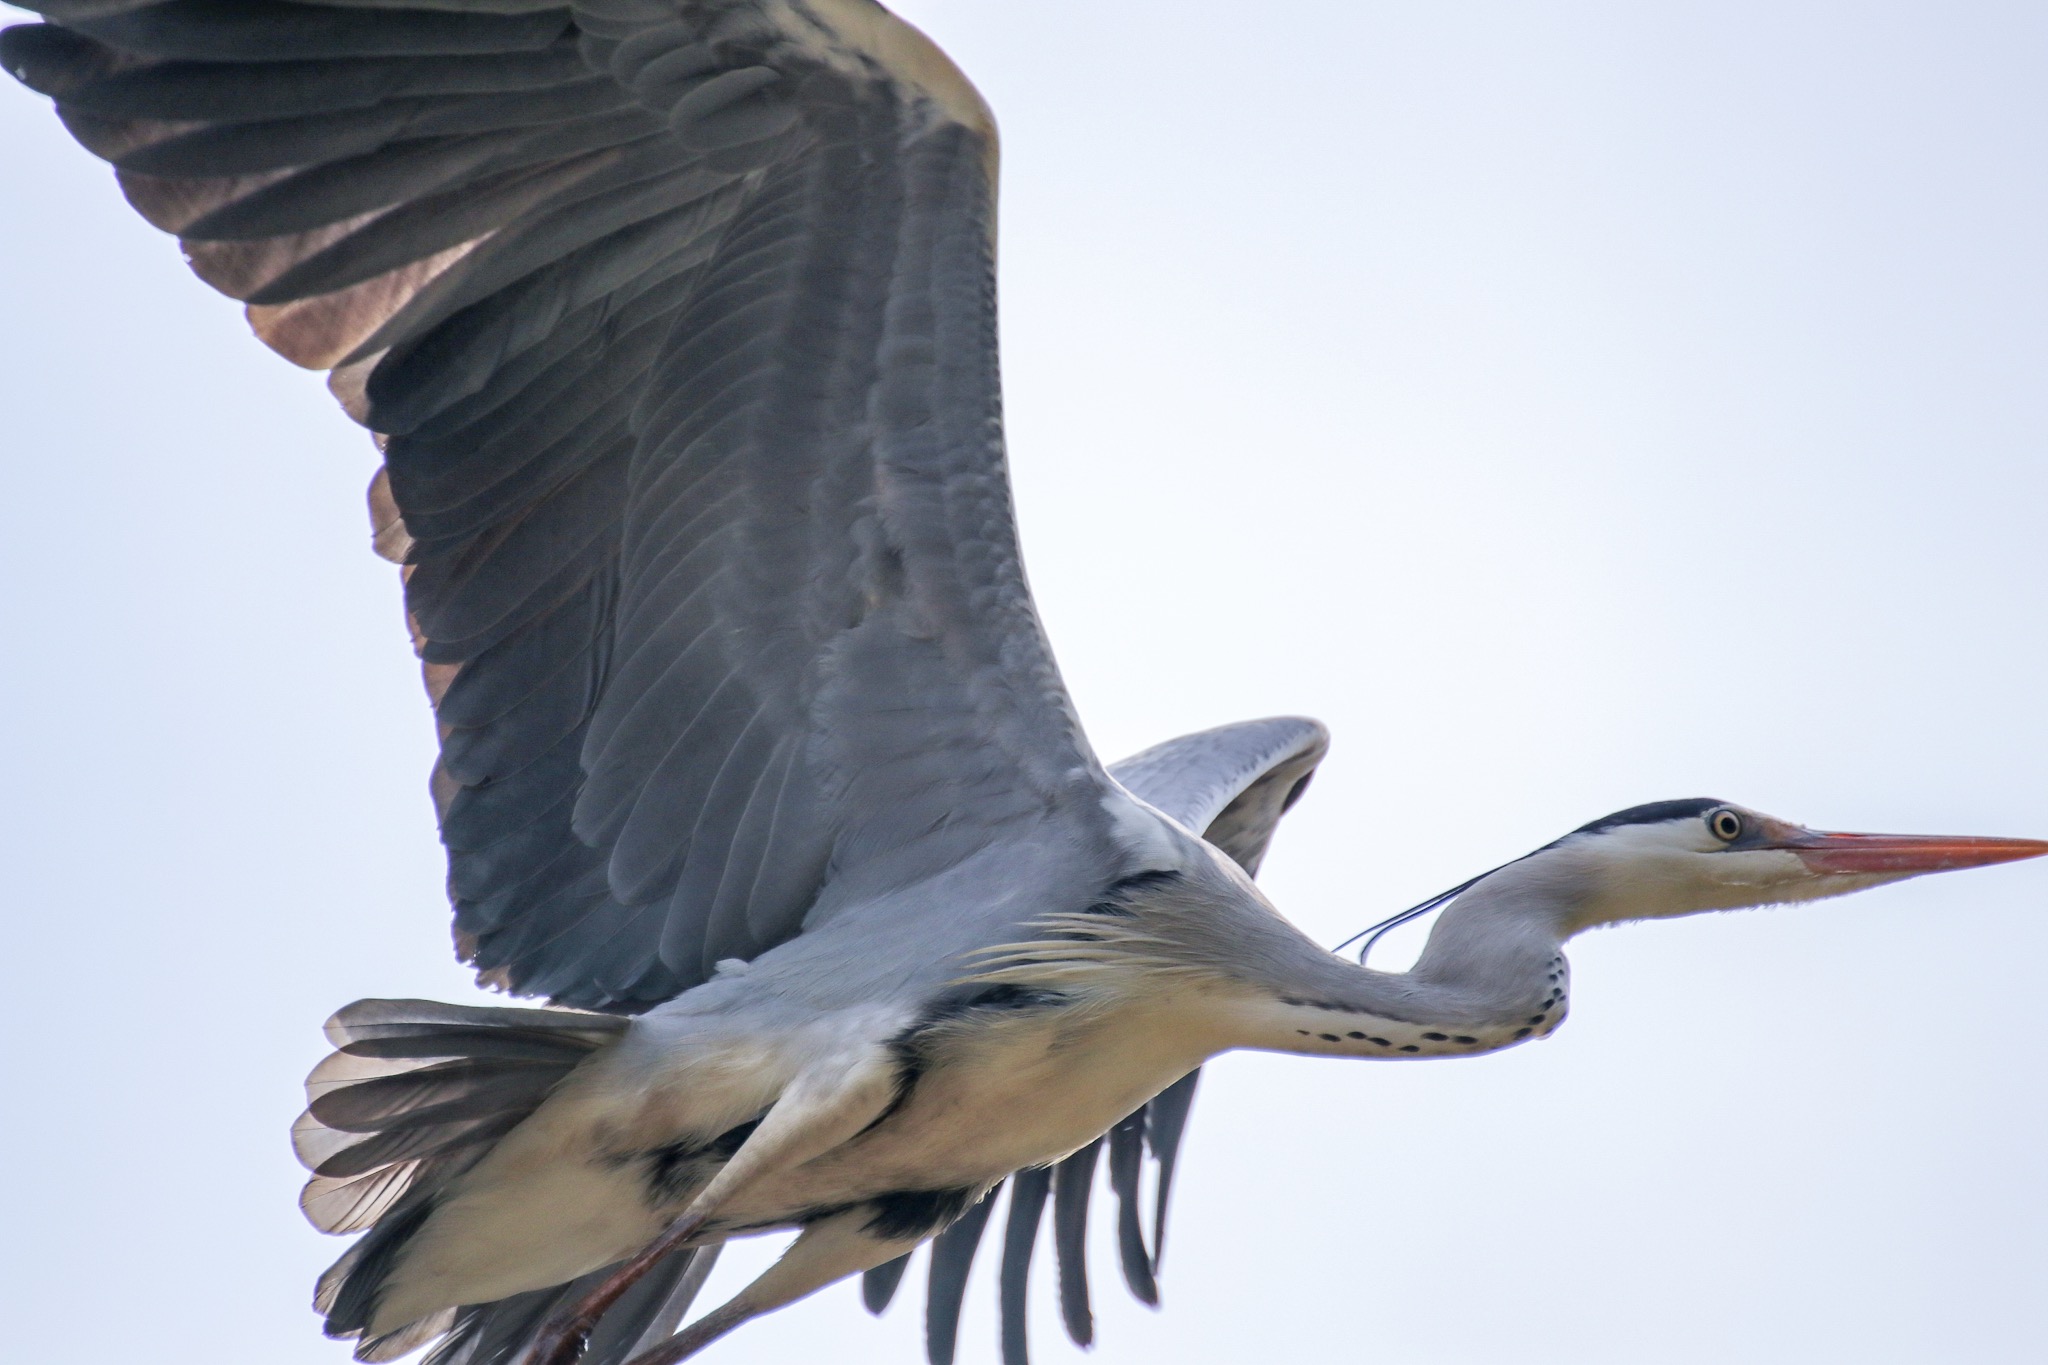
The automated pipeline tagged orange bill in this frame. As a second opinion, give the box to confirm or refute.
[1769,829,2048,875]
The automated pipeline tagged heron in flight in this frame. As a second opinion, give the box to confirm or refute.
[5,2,2041,1363]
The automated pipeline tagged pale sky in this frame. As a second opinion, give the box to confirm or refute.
[2,3,2044,1363]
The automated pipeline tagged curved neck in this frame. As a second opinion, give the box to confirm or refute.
[1219,855,1580,1061]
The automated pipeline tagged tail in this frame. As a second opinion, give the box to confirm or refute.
[297,999,717,1365]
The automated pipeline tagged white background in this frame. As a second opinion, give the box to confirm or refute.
[2,2,2044,1362]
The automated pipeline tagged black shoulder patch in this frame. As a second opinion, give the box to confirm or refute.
[863,1186,982,1242]
[1573,798,1724,835]
[637,1116,762,1205]
[917,983,1069,1024]
[1082,867,1182,917]
[874,985,1072,1138]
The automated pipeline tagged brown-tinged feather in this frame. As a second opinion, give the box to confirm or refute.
[247,236,483,367]
[119,165,295,234]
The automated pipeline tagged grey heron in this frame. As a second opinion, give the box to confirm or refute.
[3,2,2041,1364]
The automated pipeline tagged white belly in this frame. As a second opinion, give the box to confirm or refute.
[732,997,1209,1222]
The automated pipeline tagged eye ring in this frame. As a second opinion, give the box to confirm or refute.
[1708,808,1744,843]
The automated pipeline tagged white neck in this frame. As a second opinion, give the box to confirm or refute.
[1215,853,1582,1060]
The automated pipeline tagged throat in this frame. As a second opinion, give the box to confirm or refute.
[1257,958,1571,1059]
[1223,844,1593,1060]
[1221,931,1572,1061]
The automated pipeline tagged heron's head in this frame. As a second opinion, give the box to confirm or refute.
[1355,799,2046,976]
[1552,798,2048,932]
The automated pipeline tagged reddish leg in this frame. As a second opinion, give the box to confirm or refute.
[528,1212,711,1365]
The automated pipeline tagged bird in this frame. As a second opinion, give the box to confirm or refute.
[3,3,2042,1365]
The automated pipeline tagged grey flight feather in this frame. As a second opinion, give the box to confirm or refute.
[2,0,1112,1015]
[861,1250,913,1317]
[998,1165,1053,1365]
[923,1190,998,1365]
[1106,1111,1157,1305]
[1143,1068,1201,1274]
[1051,1136,1101,1347]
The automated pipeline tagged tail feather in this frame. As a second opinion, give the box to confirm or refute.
[323,1197,445,1337]
[421,1282,560,1365]
[323,998,631,1050]
[309,1059,568,1134]
[419,1248,719,1365]
[304,1161,445,1238]
[335,1027,614,1064]
[306,1112,529,1181]
[297,998,631,1361]
[360,1307,461,1364]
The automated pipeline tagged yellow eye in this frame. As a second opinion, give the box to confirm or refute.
[1709,809,1744,842]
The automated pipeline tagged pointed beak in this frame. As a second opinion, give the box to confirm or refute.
[1769,828,2048,876]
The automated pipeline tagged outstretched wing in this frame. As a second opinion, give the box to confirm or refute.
[3,0,1114,1012]
[1109,715,1329,876]
[865,717,1331,1365]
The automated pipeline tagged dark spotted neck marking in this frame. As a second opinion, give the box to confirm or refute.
[1279,954,1572,1058]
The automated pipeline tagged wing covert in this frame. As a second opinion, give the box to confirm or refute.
[1112,715,1329,874]
[4,0,1109,1012]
